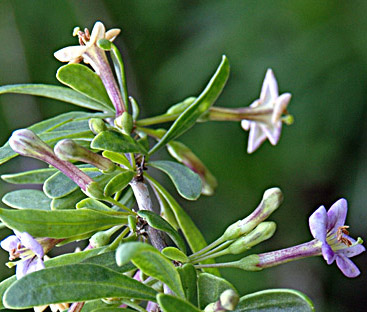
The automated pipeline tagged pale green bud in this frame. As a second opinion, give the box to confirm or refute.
[220,289,239,310]
[90,231,110,248]
[54,139,115,173]
[89,118,107,134]
[227,222,276,254]
[222,188,283,241]
[204,303,225,312]
[114,112,133,134]
[236,254,262,271]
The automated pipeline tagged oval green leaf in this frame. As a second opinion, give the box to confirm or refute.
[149,55,229,155]
[162,247,188,263]
[92,130,147,154]
[76,198,114,212]
[116,242,185,298]
[2,190,51,210]
[137,210,186,253]
[1,168,57,184]
[233,289,315,312]
[198,273,237,309]
[104,170,135,197]
[0,208,127,238]
[102,151,132,168]
[177,263,198,306]
[0,84,113,112]
[149,160,201,200]
[57,64,114,110]
[51,189,86,210]
[157,294,201,312]
[3,264,156,309]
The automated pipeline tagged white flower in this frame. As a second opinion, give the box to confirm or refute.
[241,69,292,153]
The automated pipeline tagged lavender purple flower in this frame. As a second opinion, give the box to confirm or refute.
[1,231,45,279]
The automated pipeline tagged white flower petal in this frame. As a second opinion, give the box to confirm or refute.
[272,93,291,124]
[54,46,86,62]
[105,29,121,42]
[260,69,278,100]
[247,123,267,153]
[89,21,106,45]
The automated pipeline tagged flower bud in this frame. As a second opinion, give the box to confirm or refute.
[227,222,276,254]
[222,188,282,241]
[114,112,133,135]
[9,129,53,159]
[220,289,239,310]
[167,141,217,196]
[90,231,110,248]
[89,118,108,134]
[54,139,115,173]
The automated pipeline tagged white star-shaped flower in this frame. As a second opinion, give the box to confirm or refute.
[241,69,291,153]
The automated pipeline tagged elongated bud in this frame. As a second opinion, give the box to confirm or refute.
[89,118,107,134]
[167,141,218,196]
[9,129,96,192]
[115,112,133,134]
[227,222,276,254]
[9,129,54,159]
[222,188,283,240]
[54,139,115,172]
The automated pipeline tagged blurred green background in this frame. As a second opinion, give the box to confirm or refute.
[0,0,366,311]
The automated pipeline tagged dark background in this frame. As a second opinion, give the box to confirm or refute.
[0,1,366,311]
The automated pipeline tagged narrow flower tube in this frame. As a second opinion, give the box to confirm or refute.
[9,129,95,192]
[54,139,115,173]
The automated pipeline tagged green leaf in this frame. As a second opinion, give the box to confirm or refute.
[149,55,229,155]
[88,308,135,312]
[57,64,114,111]
[51,189,86,210]
[102,151,132,168]
[0,84,113,112]
[0,208,127,238]
[76,198,114,212]
[177,263,198,306]
[162,247,188,263]
[3,264,156,309]
[43,166,102,198]
[157,294,201,312]
[1,168,57,184]
[0,275,16,309]
[115,187,135,210]
[92,130,147,154]
[0,111,107,165]
[198,273,237,309]
[137,210,187,253]
[110,43,129,111]
[2,190,51,210]
[116,242,185,298]
[104,170,135,197]
[166,97,196,115]
[45,247,106,267]
[81,300,121,312]
[233,289,315,312]
[146,174,220,276]
[81,250,136,273]
[149,160,201,200]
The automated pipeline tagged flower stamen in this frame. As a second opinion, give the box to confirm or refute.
[337,226,352,247]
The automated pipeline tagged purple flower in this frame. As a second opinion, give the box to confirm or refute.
[1,231,45,279]
[241,69,292,153]
[309,198,365,277]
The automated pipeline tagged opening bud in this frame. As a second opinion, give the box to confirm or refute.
[222,188,283,240]
[227,221,276,254]
[89,118,108,134]
[114,112,133,135]
[54,139,115,173]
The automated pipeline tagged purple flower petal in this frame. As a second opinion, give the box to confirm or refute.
[16,258,31,279]
[309,205,328,243]
[335,255,361,278]
[19,232,44,258]
[321,243,335,264]
[337,243,366,258]
[326,198,347,232]
[16,257,45,280]
[0,235,20,252]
